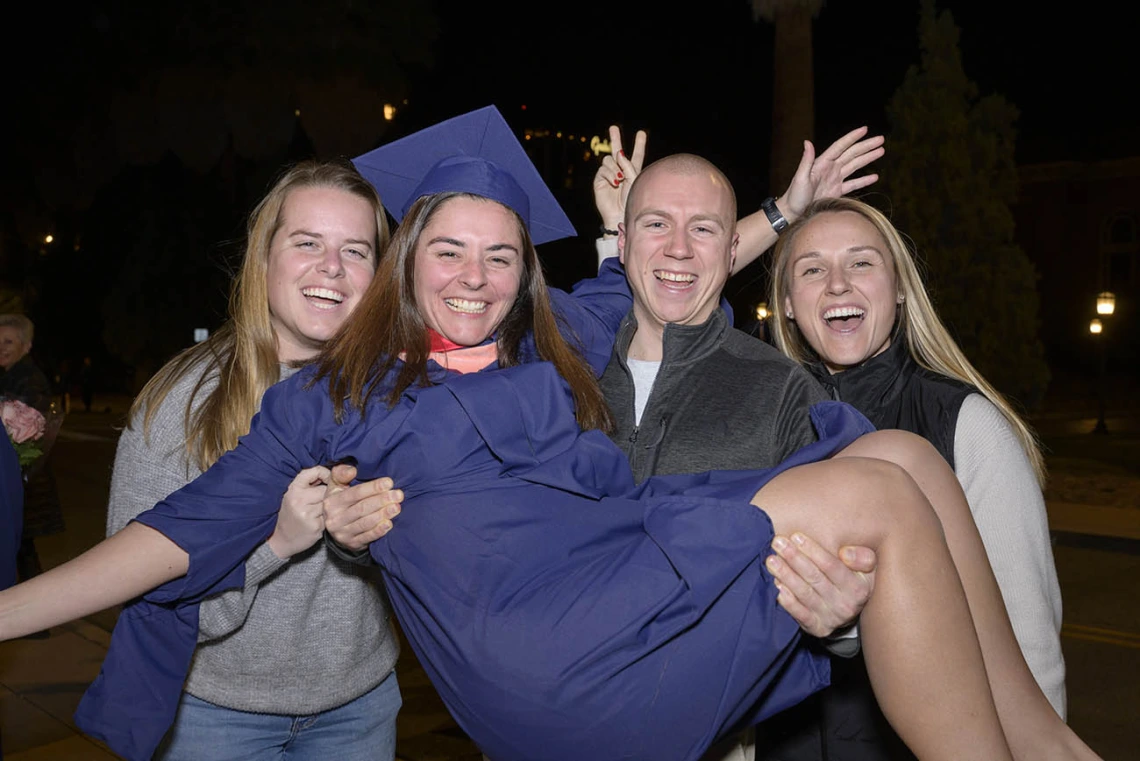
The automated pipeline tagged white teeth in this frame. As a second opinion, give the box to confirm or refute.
[824,306,865,321]
[655,271,695,283]
[302,287,344,303]
[445,298,488,314]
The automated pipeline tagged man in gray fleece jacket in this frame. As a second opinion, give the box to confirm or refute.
[597,152,876,761]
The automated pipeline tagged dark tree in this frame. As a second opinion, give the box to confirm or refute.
[881,0,1049,410]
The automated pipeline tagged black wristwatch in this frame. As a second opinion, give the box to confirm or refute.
[761,197,788,233]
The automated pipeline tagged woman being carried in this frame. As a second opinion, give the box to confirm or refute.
[0,108,1099,761]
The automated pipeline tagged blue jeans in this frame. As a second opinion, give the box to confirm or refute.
[155,670,401,761]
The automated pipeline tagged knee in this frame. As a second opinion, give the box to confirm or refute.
[856,430,947,481]
[846,456,944,539]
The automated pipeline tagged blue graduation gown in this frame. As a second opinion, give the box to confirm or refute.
[75,259,874,761]
[1,433,22,591]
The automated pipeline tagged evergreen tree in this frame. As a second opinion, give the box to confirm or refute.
[882,0,1049,410]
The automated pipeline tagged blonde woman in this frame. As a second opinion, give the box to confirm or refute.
[103,160,404,761]
[762,196,1063,760]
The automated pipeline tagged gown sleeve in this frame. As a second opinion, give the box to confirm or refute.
[548,257,633,375]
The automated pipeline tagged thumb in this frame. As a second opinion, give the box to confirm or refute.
[839,545,877,573]
[329,463,358,490]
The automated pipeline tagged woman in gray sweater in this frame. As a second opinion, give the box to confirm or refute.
[105,160,403,761]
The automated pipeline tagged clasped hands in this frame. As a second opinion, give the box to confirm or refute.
[267,464,403,560]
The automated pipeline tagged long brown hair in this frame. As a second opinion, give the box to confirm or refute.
[769,197,1046,486]
[316,192,613,433]
[130,159,390,471]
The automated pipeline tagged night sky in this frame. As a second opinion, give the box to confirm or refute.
[4,0,1136,382]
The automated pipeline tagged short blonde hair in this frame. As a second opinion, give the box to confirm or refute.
[769,197,1046,486]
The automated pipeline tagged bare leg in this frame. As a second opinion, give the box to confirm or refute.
[0,522,188,640]
[831,430,1097,760]
[753,432,1100,761]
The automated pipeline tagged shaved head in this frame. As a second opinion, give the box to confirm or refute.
[625,154,737,231]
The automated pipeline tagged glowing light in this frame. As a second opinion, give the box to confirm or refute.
[44,234,53,244]
[1089,319,1103,335]
[384,104,396,121]
[1096,292,1116,315]
[590,136,612,156]
[755,302,770,320]
[294,108,301,117]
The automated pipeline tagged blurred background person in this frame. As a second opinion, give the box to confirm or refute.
[0,314,63,587]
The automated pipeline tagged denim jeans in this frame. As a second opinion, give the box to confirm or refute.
[155,670,401,761]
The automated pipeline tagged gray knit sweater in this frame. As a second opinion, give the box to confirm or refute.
[106,359,399,714]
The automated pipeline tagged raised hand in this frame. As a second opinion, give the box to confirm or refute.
[592,124,648,233]
[781,126,885,220]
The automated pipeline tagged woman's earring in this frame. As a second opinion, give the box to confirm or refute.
[897,295,905,304]
[786,312,794,320]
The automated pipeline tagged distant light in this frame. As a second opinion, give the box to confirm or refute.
[294,108,301,117]
[193,328,209,343]
[1089,319,1103,335]
[755,302,770,320]
[556,132,562,139]
[580,136,586,143]
[590,135,612,156]
[383,104,396,121]
[520,104,527,111]
[568,134,575,141]
[44,234,53,244]
[525,134,531,140]
[1096,292,1116,315]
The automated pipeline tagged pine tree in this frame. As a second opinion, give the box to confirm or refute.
[882,0,1049,409]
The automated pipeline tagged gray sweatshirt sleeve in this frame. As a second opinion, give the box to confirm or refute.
[774,367,827,460]
[105,369,288,643]
[954,394,1067,718]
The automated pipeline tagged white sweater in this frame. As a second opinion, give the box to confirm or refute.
[955,393,1066,717]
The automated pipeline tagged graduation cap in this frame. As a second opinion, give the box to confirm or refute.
[352,105,577,245]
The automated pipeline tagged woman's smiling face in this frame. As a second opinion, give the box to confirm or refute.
[413,196,523,347]
[784,210,899,373]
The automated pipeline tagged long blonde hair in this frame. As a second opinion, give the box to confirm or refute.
[130,159,390,471]
[314,192,614,434]
[769,197,1046,486]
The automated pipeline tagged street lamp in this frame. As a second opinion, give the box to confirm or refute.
[755,302,770,321]
[1090,296,1113,434]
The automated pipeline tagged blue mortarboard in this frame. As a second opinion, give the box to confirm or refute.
[352,106,577,245]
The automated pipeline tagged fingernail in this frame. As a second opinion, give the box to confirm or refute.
[766,555,780,571]
[792,533,805,546]
[772,536,788,551]
[840,547,855,562]
[616,171,624,179]
[618,150,625,157]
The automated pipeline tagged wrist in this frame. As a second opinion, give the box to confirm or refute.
[761,197,789,234]
[599,223,619,238]
[775,195,800,225]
